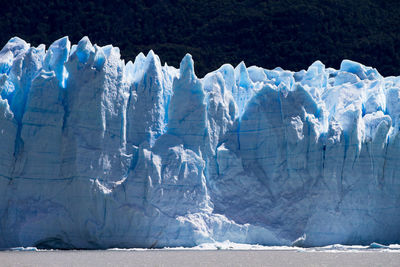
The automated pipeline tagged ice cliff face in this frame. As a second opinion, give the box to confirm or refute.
[0,37,399,248]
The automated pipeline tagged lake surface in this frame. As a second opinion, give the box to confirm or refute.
[1,250,399,267]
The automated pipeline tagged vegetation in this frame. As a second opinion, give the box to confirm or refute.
[1,0,399,77]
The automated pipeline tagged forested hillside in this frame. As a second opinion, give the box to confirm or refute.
[1,0,399,76]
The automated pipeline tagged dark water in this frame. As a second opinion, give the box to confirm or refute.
[0,250,399,267]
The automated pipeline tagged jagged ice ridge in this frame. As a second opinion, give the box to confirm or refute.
[0,36,399,248]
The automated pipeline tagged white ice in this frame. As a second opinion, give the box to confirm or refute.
[0,37,399,249]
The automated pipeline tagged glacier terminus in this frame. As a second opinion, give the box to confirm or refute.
[0,36,399,249]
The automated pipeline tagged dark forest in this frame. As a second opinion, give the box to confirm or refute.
[1,0,399,77]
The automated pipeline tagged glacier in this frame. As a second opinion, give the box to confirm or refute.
[0,36,399,249]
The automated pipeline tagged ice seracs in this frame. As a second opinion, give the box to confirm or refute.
[0,36,399,249]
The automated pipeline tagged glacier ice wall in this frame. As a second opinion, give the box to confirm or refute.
[0,36,399,248]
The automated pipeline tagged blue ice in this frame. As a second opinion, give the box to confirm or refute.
[0,36,399,249]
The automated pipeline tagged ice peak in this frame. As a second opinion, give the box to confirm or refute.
[235,61,252,88]
[179,53,196,80]
[144,49,162,75]
[43,36,70,88]
[74,36,94,64]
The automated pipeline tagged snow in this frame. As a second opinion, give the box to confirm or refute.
[0,36,399,249]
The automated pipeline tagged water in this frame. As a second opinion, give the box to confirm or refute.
[1,250,399,267]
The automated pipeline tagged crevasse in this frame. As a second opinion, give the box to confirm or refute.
[0,36,399,249]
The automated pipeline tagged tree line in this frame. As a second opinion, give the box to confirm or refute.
[1,0,399,77]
